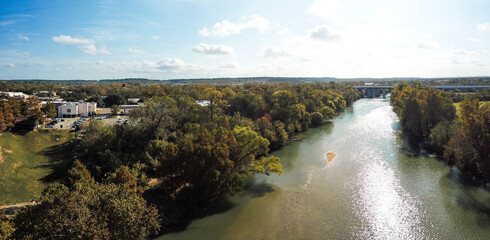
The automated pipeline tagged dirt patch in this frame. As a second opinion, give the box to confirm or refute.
[0,201,38,216]
[326,151,337,162]
[0,147,3,164]
[4,148,12,153]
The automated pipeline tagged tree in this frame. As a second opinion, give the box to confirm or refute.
[145,139,179,191]
[204,88,226,119]
[311,112,323,126]
[444,99,490,180]
[111,104,120,115]
[42,101,58,119]
[0,207,14,240]
[0,100,15,132]
[104,94,126,107]
[13,183,160,239]
[65,160,95,189]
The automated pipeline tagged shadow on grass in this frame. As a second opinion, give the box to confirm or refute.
[38,139,75,183]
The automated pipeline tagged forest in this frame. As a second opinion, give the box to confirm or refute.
[390,82,490,183]
[0,81,360,239]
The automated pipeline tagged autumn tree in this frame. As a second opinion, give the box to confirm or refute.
[0,100,15,132]
[42,101,58,119]
[444,99,490,180]
[204,88,226,119]
[12,164,160,240]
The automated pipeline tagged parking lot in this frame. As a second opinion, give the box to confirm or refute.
[46,115,129,129]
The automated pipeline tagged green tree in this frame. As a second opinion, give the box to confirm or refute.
[111,104,120,115]
[65,160,95,189]
[0,207,14,240]
[204,88,226,119]
[311,112,323,126]
[13,183,160,240]
[42,101,58,119]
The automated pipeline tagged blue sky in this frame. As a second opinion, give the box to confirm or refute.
[0,0,489,80]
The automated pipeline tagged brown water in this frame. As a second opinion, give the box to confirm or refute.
[160,98,490,240]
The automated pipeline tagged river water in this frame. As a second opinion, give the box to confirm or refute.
[161,98,490,240]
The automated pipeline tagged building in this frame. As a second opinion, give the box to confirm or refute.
[57,101,97,118]
[119,103,143,114]
[0,91,30,99]
[196,100,210,107]
[127,98,141,104]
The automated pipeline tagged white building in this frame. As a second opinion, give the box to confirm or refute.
[57,101,97,118]
[0,91,30,99]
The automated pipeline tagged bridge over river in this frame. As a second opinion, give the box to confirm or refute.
[355,85,489,98]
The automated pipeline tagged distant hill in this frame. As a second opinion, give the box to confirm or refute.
[1,76,489,85]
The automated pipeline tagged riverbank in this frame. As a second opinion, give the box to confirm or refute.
[159,98,490,240]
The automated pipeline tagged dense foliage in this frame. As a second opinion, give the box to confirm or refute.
[1,81,360,237]
[0,97,46,132]
[391,82,490,182]
[444,99,490,181]
[391,82,456,138]
[11,161,160,240]
[77,83,359,204]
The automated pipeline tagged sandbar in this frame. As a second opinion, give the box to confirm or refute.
[326,151,336,162]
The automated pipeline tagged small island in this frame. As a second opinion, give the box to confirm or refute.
[326,151,337,162]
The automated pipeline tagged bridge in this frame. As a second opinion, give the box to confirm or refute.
[355,85,489,98]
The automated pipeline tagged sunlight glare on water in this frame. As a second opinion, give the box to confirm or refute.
[348,100,424,239]
[160,99,490,240]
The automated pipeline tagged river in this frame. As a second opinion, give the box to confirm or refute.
[160,98,490,240]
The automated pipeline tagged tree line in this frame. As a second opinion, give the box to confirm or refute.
[391,82,489,183]
[0,82,359,239]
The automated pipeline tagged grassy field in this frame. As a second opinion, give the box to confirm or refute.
[0,130,75,204]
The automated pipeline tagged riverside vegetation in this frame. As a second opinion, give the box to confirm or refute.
[0,82,359,239]
[390,82,490,184]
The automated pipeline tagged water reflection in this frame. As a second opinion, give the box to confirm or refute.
[160,99,490,240]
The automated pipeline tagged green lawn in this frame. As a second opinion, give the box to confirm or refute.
[0,130,75,204]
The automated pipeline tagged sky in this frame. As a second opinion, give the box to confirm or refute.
[0,0,489,80]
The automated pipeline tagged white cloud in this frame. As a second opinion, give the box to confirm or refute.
[77,45,111,55]
[0,20,17,26]
[17,34,29,41]
[129,48,145,54]
[23,51,31,57]
[450,49,473,55]
[260,46,291,59]
[308,25,341,42]
[199,15,270,37]
[417,40,439,50]
[150,36,161,40]
[467,38,480,42]
[278,28,289,35]
[477,23,490,32]
[155,58,187,71]
[218,61,238,68]
[52,35,95,45]
[308,0,343,21]
[7,63,15,68]
[192,43,236,56]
